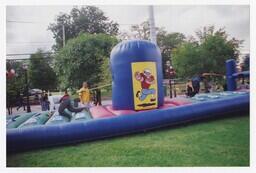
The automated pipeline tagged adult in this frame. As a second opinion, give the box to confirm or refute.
[59,90,70,103]
[58,98,84,120]
[191,76,201,94]
[7,96,13,115]
[41,93,50,111]
[165,61,176,98]
[16,91,26,111]
[186,80,196,97]
[165,63,176,79]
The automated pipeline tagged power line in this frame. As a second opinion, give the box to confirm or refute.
[7,41,54,44]
[6,56,54,60]
[7,20,137,26]
[7,44,53,47]
[6,52,55,56]
[7,20,35,23]
[6,42,55,48]
[6,20,48,24]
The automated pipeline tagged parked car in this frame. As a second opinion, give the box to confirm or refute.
[22,89,43,105]
[29,88,42,96]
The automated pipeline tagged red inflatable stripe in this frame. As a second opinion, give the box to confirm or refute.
[105,105,136,116]
[164,98,192,106]
[89,106,116,119]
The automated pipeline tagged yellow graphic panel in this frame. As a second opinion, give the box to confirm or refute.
[131,62,158,110]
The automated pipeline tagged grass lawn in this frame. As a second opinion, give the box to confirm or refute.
[7,115,249,167]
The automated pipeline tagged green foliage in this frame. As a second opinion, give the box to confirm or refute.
[120,21,185,67]
[54,33,118,90]
[100,57,112,85]
[158,32,185,63]
[121,21,185,63]
[48,6,119,50]
[172,42,200,78]
[28,50,57,90]
[242,54,250,71]
[129,21,167,40]
[6,61,26,105]
[7,115,249,166]
[172,26,242,78]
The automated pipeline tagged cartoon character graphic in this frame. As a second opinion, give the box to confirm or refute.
[134,68,156,102]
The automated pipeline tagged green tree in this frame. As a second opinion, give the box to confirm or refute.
[130,21,167,40]
[158,32,185,64]
[54,33,117,90]
[120,21,167,41]
[242,54,249,71]
[48,6,119,50]
[120,21,185,65]
[172,26,242,78]
[6,61,26,107]
[121,21,185,78]
[28,50,57,90]
[100,57,112,85]
[171,42,200,78]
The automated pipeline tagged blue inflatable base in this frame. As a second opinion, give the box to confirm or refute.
[7,93,249,152]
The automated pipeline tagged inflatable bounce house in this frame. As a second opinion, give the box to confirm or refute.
[7,40,249,152]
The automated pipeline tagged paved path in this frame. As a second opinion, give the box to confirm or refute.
[6,105,42,116]
[6,100,113,116]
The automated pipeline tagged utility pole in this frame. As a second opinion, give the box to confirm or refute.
[62,25,65,47]
[22,64,31,113]
[149,5,157,45]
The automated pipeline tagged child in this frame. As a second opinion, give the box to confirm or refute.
[77,81,91,106]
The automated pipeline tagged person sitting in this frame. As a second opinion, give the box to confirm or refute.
[59,90,70,103]
[58,98,85,120]
[237,78,249,90]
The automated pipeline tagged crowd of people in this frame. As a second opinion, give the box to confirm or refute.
[10,74,250,116]
[11,81,92,116]
[185,75,223,97]
[42,81,91,112]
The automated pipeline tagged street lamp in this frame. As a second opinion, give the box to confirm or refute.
[22,63,31,113]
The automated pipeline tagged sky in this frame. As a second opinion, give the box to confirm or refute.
[6,5,250,59]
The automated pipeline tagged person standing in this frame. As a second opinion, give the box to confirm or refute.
[77,82,91,106]
[165,61,176,98]
[41,93,50,111]
[191,76,201,94]
[16,91,26,111]
[186,79,196,97]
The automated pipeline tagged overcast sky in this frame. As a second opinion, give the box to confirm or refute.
[6,5,250,59]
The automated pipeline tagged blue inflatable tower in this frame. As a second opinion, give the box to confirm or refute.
[110,40,164,110]
[226,59,237,91]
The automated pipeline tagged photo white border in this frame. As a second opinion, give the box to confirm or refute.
[0,0,254,173]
